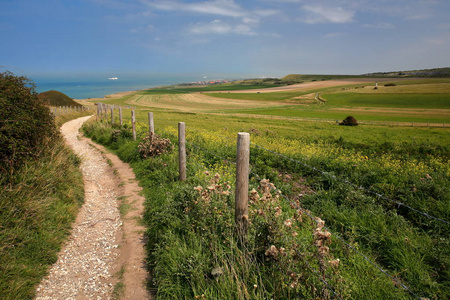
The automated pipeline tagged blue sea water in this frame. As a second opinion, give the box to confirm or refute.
[31,73,231,99]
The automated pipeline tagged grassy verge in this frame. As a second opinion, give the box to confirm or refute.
[82,116,449,299]
[0,113,86,299]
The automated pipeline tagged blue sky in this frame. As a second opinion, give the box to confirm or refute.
[1,0,450,77]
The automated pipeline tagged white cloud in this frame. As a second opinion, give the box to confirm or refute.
[301,5,355,24]
[144,0,245,18]
[187,19,257,35]
[234,24,257,35]
[364,22,394,29]
[242,17,259,24]
[323,32,343,38]
[406,14,432,20]
[189,19,231,34]
[254,9,280,17]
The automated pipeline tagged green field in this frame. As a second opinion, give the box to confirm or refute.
[197,79,450,124]
[323,93,450,109]
[140,83,282,94]
[88,76,450,299]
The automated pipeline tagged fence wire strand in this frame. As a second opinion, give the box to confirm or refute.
[185,136,426,299]
[141,116,438,299]
[251,167,424,300]
[185,139,344,298]
[250,142,450,226]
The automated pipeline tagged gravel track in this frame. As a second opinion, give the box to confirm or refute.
[35,116,150,299]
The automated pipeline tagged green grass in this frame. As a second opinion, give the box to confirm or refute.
[88,77,450,298]
[226,106,450,123]
[38,90,83,107]
[281,74,364,82]
[323,93,450,109]
[82,112,450,299]
[0,139,84,299]
[139,110,450,146]
[54,109,92,127]
[205,91,303,102]
[0,111,86,299]
[139,84,282,94]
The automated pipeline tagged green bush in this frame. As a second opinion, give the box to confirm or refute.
[0,71,57,176]
[339,116,358,126]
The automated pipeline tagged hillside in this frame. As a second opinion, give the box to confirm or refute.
[279,68,450,85]
[364,67,450,77]
[38,90,83,107]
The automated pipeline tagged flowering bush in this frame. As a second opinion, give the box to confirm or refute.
[248,179,344,298]
[138,132,173,159]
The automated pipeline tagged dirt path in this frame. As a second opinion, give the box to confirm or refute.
[35,116,151,300]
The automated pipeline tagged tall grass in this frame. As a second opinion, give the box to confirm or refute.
[82,117,449,299]
[54,109,92,127]
[0,107,88,299]
[0,138,84,299]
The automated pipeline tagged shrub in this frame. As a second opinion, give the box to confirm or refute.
[0,71,57,176]
[138,132,173,159]
[339,116,358,126]
[384,83,397,87]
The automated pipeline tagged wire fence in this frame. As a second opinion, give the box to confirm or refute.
[249,143,450,226]
[95,105,447,299]
[49,105,90,115]
[184,138,426,300]
[181,125,450,226]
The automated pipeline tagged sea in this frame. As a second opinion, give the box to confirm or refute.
[31,73,246,99]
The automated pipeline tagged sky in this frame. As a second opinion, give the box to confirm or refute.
[1,0,450,78]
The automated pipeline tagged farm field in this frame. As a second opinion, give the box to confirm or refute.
[102,78,450,125]
[88,77,450,299]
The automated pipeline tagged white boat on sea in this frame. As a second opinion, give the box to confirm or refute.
[108,77,118,80]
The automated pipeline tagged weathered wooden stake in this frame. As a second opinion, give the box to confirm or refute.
[111,107,114,124]
[148,112,154,134]
[132,110,136,141]
[178,122,186,181]
[119,107,123,126]
[235,132,250,236]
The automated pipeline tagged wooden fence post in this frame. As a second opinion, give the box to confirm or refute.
[178,122,186,181]
[132,110,136,141]
[148,112,154,134]
[119,107,123,126]
[111,107,114,124]
[235,132,250,236]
